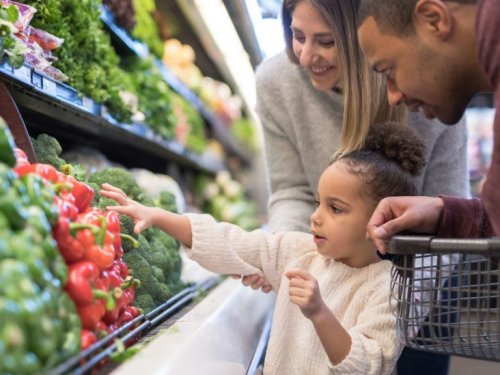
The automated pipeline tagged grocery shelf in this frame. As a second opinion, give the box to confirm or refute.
[100,7,254,166]
[48,277,220,375]
[113,278,275,375]
[155,62,254,165]
[0,60,224,175]
[100,5,149,58]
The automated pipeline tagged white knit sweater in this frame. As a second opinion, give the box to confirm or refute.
[183,214,403,375]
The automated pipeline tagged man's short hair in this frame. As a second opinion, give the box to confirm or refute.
[358,0,477,35]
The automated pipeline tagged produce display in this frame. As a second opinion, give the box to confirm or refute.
[24,0,133,122]
[131,0,163,58]
[0,1,26,67]
[195,171,260,231]
[32,132,185,313]
[0,119,80,373]
[0,0,263,370]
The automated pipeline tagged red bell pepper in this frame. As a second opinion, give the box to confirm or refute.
[65,261,101,305]
[53,194,78,221]
[77,300,106,330]
[81,329,97,351]
[53,217,98,263]
[66,175,94,213]
[79,225,116,270]
[14,163,60,183]
[14,148,29,167]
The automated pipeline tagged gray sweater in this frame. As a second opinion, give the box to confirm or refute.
[256,51,469,232]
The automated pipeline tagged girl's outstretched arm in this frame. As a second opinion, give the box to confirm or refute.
[100,183,193,247]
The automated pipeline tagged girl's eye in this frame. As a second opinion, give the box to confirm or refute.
[314,199,320,207]
[330,205,342,214]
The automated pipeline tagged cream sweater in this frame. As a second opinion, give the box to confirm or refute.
[183,214,402,375]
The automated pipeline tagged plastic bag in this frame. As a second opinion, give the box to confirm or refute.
[4,1,36,32]
[28,26,64,51]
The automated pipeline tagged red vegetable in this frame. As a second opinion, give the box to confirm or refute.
[66,175,94,213]
[81,329,97,350]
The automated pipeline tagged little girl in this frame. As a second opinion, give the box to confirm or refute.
[100,121,426,375]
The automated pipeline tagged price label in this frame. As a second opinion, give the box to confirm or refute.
[43,78,57,96]
[14,65,31,82]
[82,97,94,113]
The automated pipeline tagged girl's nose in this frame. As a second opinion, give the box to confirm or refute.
[310,207,321,227]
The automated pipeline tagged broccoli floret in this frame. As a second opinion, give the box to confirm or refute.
[32,134,66,170]
[151,266,165,283]
[155,283,170,302]
[123,250,161,301]
[155,191,177,213]
[88,168,143,202]
[87,182,101,207]
[133,293,155,313]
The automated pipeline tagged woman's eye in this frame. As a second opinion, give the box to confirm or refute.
[293,34,305,43]
[319,40,335,47]
[314,199,320,207]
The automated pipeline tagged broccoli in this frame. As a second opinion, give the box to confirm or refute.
[88,168,143,202]
[123,250,162,307]
[133,293,155,313]
[155,191,177,213]
[31,134,66,170]
[151,266,165,283]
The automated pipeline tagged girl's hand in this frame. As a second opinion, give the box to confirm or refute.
[100,183,157,234]
[285,268,325,319]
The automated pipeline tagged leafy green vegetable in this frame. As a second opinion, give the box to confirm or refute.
[0,4,26,68]
[25,0,132,122]
[131,0,163,58]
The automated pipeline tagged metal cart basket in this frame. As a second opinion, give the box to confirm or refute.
[388,236,500,361]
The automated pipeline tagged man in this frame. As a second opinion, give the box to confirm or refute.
[357,0,497,251]
[357,1,498,374]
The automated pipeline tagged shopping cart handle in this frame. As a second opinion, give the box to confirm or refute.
[388,235,434,254]
[388,235,500,255]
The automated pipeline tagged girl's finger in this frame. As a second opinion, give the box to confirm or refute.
[285,268,313,281]
[289,295,306,306]
[100,190,128,204]
[105,205,136,216]
[288,277,307,289]
[101,183,126,196]
[288,287,307,298]
[134,220,149,234]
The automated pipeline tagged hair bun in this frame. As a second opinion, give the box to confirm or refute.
[364,122,426,176]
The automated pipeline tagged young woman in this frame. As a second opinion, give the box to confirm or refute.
[254,1,469,372]
[101,122,425,375]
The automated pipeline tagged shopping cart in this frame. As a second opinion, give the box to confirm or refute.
[388,235,500,361]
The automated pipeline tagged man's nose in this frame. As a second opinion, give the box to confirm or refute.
[387,79,404,106]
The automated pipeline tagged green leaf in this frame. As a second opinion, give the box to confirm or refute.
[5,5,19,23]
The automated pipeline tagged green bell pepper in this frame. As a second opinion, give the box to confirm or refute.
[0,117,16,167]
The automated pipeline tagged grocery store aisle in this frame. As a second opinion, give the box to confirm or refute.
[449,356,500,374]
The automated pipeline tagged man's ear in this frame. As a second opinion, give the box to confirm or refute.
[413,0,454,40]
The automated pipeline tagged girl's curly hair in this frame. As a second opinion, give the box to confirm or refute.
[333,122,426,206]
